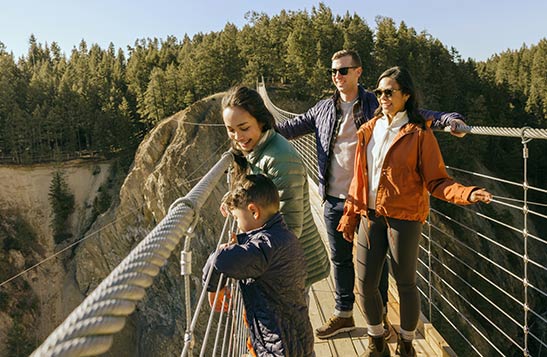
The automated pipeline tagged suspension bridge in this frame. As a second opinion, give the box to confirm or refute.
[8,81,546,356]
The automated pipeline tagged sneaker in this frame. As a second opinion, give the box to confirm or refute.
[361,335,390,356]
[383,313,393,340]
[396,338,416,356]
[315,315,355,339]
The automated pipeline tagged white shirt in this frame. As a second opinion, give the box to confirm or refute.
[367,111,409,209]
[327,99,358,198]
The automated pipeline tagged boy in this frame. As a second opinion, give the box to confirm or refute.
[202,174,314,356]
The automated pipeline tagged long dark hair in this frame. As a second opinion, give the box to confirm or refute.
[373,66,425,128]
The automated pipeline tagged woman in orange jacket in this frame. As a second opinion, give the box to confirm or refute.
[337,66,492,357]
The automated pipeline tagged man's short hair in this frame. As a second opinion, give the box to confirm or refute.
[331,49,362,68]
[223,174,280,211]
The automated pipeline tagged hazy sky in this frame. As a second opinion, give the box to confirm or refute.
[1,0,546,61]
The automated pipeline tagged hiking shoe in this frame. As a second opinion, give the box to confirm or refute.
[315,315,355,339]
[396,338,416,356]
[361,335,390,356]
[383,313,393,340]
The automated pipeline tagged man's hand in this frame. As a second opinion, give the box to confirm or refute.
[449,119,467,138]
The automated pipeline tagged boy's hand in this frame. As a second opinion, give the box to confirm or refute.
[220,203,229,217]
[208,287,231,312]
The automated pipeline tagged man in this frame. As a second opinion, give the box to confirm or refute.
[276,49,466,340]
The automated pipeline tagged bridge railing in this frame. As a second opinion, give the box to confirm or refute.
[31,152,235,357]
[30,82,546,356]
[258,81,547,356]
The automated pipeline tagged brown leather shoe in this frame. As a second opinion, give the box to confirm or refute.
[361,335,390,356]
[396,337,416,356]
[315,315,355,339]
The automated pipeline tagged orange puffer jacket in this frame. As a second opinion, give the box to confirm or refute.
[338,116,477,234]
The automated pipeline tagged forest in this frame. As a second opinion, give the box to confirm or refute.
[0,4,545,166]
[0,4,546,356]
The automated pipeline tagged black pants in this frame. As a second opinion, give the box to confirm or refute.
[324,196,389,313]
[356,212,421,332]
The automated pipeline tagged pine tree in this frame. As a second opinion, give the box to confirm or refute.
[48,170,75,243]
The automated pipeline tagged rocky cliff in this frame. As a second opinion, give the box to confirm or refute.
[0,161,112,355]
[1,93,231,356]
[72,93,231,356]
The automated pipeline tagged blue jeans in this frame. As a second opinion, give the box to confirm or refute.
[324,196,389,313]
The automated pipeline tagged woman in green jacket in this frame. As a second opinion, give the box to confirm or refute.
[221,85,330,288]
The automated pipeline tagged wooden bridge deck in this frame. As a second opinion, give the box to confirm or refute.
[307,179,454,356]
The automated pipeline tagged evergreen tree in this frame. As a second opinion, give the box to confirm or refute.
[284,11,316,99]
[527,39,547,125]
[373,16,399,78]
[48,170,75,243]
[339,13,375,87]
[0,51,19,160]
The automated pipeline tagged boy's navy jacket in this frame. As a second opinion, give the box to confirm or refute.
[202,212,314,356]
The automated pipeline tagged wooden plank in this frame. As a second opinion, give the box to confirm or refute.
[308,284,334,357]
[309,179,361,356]
[386,275,451,356]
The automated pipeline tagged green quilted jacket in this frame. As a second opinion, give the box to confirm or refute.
[245,129,330,287]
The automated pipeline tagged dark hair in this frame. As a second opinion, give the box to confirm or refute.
[373,66,425,127]
[331,49,362,68]
[221,85,274,132]
[223,174,280,211]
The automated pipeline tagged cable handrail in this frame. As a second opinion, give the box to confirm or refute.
[0,139,230,289]
[431,207,524,259]
[416,265,524,352]
[430,284,513,356]
[31,151,234,357]
[28,81,546,356]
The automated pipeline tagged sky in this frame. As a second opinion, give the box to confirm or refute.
[1,0,546,62]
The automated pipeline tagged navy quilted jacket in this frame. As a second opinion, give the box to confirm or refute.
[276,84,464,200]
[203,213,314,356]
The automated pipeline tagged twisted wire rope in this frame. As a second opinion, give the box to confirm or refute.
[31,151,234,357]
[429,283,512,356]
[1,139,229,289]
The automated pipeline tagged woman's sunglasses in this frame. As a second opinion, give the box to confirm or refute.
[327,66,358,76]
[373,88,401,98]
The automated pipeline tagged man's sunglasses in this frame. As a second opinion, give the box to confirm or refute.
[373,88,401,98]
[328,66,358,76]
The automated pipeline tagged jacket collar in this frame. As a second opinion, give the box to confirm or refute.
[236,212,284,244]
[332,84,368,127]
[245,129,275,164]
[361,114,422,142]
[378,111,409,129]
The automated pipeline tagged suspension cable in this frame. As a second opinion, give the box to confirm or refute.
[430,283,517,356]
[31,151,234,357]
[1,140,230,289]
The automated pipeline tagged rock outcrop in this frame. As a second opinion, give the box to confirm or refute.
[0,160,112,355]
[73,93,231,356]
